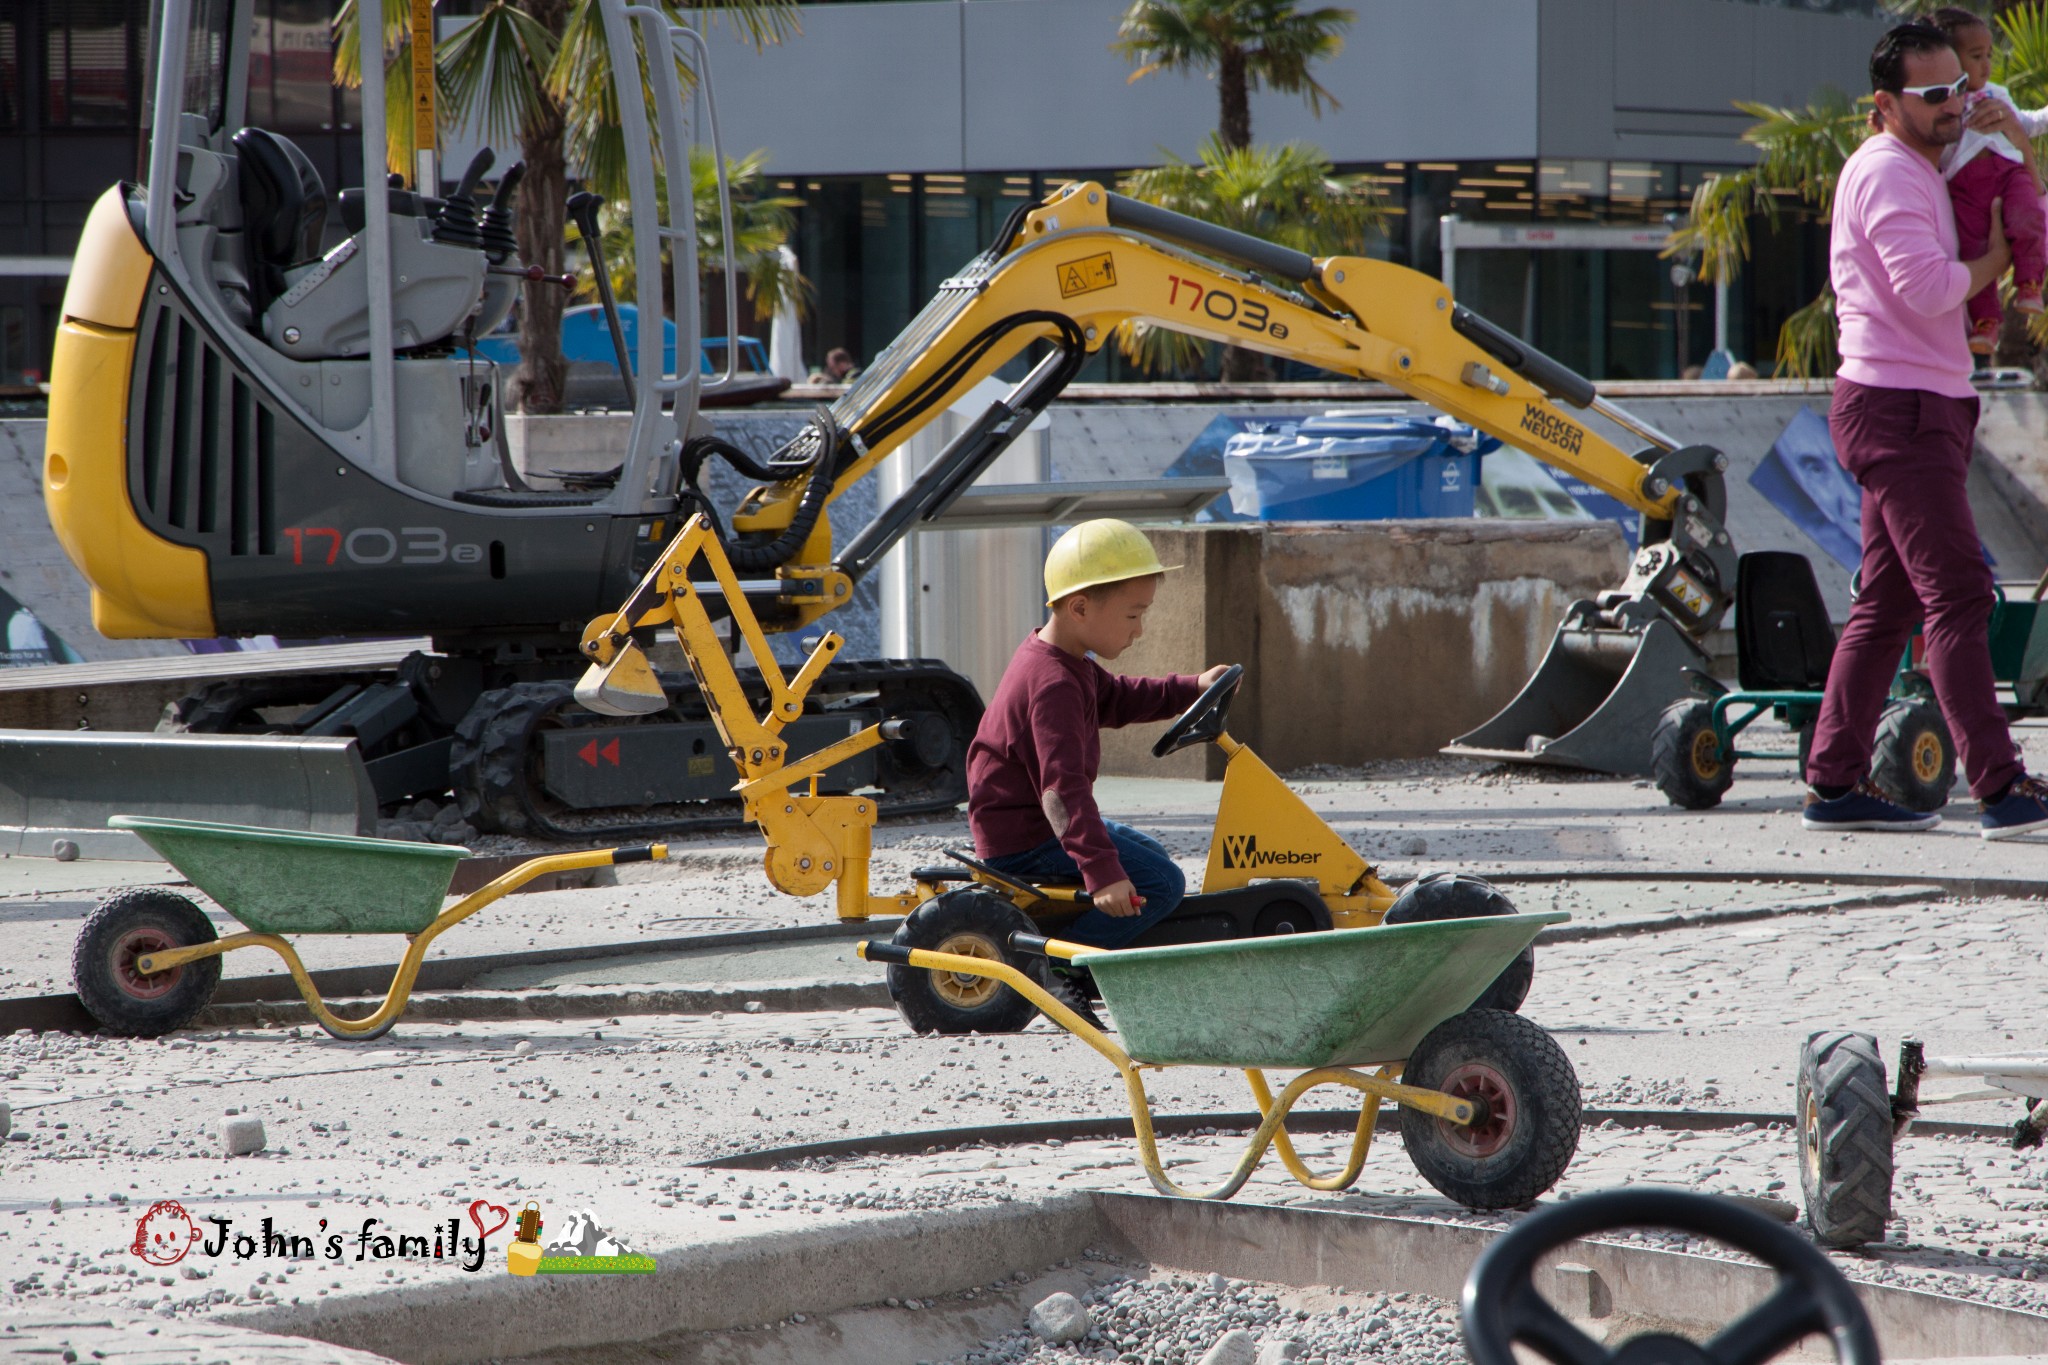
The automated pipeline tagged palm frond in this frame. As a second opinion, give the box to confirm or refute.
[436,3,559,148]
[1774,286,1839,379]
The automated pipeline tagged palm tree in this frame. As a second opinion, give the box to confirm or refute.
[578,147,810,332]
[1117,136,1384,380]
[335,0,800,413]
[1113,0,1354,151]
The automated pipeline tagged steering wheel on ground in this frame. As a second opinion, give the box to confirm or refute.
[1152,664,1244,759]
[1462,1187,1880,1365]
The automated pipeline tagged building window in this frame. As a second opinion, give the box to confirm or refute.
[0,19,18,129]
[252,0,344,133]
[43,0,142,129]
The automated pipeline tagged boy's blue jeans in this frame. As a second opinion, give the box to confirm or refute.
[983,821,1185,950]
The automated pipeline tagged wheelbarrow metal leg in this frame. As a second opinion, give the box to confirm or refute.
[133,844,673,1040]
[1248,1066,1380,1192]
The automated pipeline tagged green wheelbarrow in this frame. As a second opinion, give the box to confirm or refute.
[70,815,670,1041]
[857,911,1580,1208]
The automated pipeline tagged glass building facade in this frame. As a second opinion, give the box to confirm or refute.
[771,158,1828,384]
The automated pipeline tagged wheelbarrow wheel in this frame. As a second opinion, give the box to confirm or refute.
[1797,1030,1894,1249]
[1382,873,1532,1013]
[71,889,221,1037]
[1399,1008,1580,1211]
[1869,698,1955,813]
[1650,699,1733,809]
[889,889,1045,1036]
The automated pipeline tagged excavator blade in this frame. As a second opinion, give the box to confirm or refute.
[1442,616,1707,777]
[573,640,670,717]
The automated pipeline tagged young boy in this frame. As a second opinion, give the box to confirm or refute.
[1933,7,2048,353]
[967,519,1233,949]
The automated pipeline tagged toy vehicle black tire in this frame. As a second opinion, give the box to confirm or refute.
[1399,1008,1581,1211]
[1650,698,1734,810]
[888,888,1045,1035]
[1797,1030,1894,1249]
[1869,698,1956,813]
[1382,872,1533,1014]
[71,888,221,1037]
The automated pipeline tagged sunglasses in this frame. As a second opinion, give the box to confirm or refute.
[1891,75,1970,105]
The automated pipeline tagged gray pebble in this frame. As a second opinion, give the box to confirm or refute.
[1027,1291,1090,1344]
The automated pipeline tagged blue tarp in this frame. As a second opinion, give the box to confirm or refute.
[1220,414,1496,518]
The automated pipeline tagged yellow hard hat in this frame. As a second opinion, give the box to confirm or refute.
[1043,519,1178,606]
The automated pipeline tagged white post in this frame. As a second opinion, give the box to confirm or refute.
[145,0,192,268]
[1714,276,1730,355]
[1439,213,1458,289]
[360,2,399,479]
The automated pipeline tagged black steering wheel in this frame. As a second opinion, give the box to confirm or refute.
[1462,1188,1880,1365]
[1152,664,1244,759]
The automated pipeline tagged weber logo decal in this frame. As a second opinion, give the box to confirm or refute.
[1220,834,1321,870]
[1520,403,1584,456]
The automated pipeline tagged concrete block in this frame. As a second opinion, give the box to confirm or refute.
[1027,1290,1091,1343]
[220,1115,266,1156]
[0,1099,8,1137]
[1100,521,1630,775]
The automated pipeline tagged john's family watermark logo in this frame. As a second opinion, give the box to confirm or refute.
[129,1198,524,1273]
[506,1201,655,1276]
[128,1197,653,1277]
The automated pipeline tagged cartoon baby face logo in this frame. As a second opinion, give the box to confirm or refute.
[131,1199,201,1266]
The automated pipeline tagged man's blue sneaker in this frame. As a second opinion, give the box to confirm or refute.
[1802,781,1940,832]
[1980,775,2048,840]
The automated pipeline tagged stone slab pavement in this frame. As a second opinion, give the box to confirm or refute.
[4,743,2048,1359]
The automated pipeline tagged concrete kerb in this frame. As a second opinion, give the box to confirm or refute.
[119,1191,2048,1365]
[222,1196,1109,1365]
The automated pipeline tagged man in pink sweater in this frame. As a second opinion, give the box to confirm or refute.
[1804,21,2048,838]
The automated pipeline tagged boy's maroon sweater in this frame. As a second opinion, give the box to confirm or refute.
[966,633,1200,893]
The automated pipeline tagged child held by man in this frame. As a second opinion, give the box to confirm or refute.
[1934,6,2048,352]
[966,519,1233,951]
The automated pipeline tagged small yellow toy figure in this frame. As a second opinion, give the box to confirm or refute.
[507,1202,543,1276]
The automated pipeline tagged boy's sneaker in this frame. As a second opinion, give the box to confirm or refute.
[1970,318,2000,354]
[1980,774,2048,840]
[1801,780,1940,831]
[2016,284,2045,315]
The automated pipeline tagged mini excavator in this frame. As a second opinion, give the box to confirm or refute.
[44,0,1739,845]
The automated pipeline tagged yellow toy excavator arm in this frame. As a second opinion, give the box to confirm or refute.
[585,179,1737,715]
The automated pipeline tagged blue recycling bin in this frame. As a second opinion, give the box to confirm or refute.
[1221,414,1494,521]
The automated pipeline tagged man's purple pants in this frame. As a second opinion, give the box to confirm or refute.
[1806,379,2022,800]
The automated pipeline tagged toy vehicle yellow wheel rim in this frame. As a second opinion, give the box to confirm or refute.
[1689,728,1723,781]
[1912,731,1943,783]
[931,932,1003,1008]
[1801,1092,1821,1184]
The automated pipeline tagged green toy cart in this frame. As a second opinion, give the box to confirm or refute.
[859,912,1581,1208]
[70,815,668,1040]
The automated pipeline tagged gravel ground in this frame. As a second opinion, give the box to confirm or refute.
[944,1266,1464,1365]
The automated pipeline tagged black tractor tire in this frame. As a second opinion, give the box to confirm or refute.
[1399,1008,1581,1211]
[1869,698,1956,814]
[71,889,221,1037]
[1650,698,1735,810]
[1383,872,1534,1014]
[888,889,1045,1035]
[1253,898,1321,936]
[158,677,338,734]
[1797,1030,1894,1249]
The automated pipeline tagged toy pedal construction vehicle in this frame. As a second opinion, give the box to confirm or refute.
[1796,1030,2048,1249]
[856,914,1579,1209]
[1649,551,1956,811]
[577,520,1543,1037]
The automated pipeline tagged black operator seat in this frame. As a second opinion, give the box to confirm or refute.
[233,127,329,322]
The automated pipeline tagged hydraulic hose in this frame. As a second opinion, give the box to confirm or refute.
[689,408,844,573]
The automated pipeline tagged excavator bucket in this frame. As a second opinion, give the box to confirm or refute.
[1443,616,1708,777]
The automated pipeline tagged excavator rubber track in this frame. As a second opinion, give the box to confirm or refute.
[448,658,981,842]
